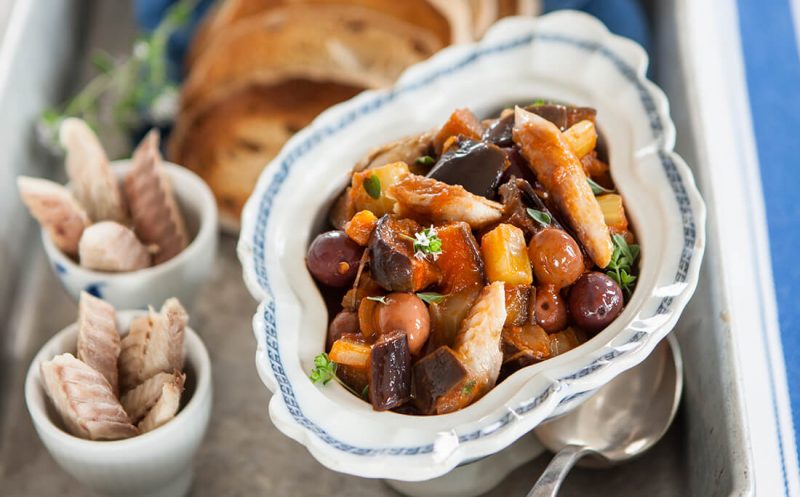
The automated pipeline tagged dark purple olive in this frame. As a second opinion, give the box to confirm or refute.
[306,230,363,287]
[568,272,624,334]
[426,139,508,198]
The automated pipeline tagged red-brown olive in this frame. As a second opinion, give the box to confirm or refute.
[377,293,431,355]
[568,272,623,334]
[306,230,363,287]
[528,228,585,289]
[533,285,568,332]
[327,310,358,351]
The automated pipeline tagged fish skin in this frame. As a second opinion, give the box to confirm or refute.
[388,174,504,229]
[137,373,185,433]
[452,281,506,404]
[17,176,90,256]
[77,292,121,395]
[78,221,151,272]
[121,371,184,424]
[59,118,127,223]
[119,299,187,392]
[124,130,189,265]
[512,107,613,268]
[40,353,137,440]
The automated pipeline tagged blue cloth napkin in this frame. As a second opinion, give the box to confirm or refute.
[133,0,651,79]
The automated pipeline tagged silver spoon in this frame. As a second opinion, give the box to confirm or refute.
[528,335,683,497]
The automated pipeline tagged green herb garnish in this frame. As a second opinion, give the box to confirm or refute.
[531,99,547,106]
[416,292,446,305]
[526,208,552,227]
[415,155,436,166]
[366,295,389,305]
[361,385,370,400]
[605,234,640,296]
[362,174,381,199]
[403,226,443,260]
[310,353,371,399]
[309,353,337,385]
[587,178,614,195]
[462,380,477,396]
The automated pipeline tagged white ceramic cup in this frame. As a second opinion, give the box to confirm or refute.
[25,311,212,497]
[42,160,218,310]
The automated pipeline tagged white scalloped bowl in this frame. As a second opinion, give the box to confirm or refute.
[238,11,706,482]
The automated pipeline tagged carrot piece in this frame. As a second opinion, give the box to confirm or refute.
[345,210,378,246]
[433,108,483,154]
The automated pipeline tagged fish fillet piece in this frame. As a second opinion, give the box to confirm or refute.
[40,353,137,440]
[453,281,506,403]
[17,176,90,256]
[121,371,185,423]
[137,373,184,433]
[513,107,613,267]
[78,221,151,272]
[119,299,187,391]
[124,130,189,265]
[59,118,127,223]
[77,291,120,395]
[388,174,504,229]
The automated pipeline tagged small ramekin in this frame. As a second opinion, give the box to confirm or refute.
[42,160,218,310]
[25,310,212,497]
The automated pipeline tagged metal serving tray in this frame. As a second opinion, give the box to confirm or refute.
[0,0,752,495]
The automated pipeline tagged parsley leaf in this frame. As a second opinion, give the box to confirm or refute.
[416,292,446,305]
[462,380,477,396]
[587,178,614,195]
[362,174,381,199]
[605,235,640,296]
[526,208,552,227]
[309,353,337,385]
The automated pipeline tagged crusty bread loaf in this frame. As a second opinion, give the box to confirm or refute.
[187,0,454,69]
[181,5,443,111]
[170,80,365,228]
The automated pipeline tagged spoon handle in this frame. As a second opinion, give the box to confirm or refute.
[527,444,592,497]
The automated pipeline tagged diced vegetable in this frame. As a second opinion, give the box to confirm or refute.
[596,194,629,234]
[434,222,485,293]
[369,331,412,410]
[428,286,481,351]
[581,152,610,179]
[341,271,383,310]
[412,345,469,415]
[433,108,483,154]
[358,298,380,338]
[426,140,508,198]
[368,215,442,292]
[504,284,531,327]
[329,334,372,368]
[327,310,358,351]
[525,103,596,131]
[500,324,552,380]
[549,327,588,356]
[480,224,533,286]
[562,120,597,158]
[344,210,378,246]
[350,162,410,217]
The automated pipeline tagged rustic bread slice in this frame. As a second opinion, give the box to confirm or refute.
[187,0,454,69]
[181,5,442,111]
[169,80,365,229]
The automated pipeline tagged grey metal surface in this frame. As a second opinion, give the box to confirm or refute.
[0,0,752,496]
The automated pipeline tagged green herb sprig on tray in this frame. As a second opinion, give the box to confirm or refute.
[605,234,640,296]
[309,353,369,400]
[37,0,196,153]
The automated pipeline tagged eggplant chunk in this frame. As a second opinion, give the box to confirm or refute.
[482,112,515,147]
[434,222,485,294]
[368,215,442,292]
[369,331,412,410]
[388,174,504,230]
[426,139,509,198]
[513,107,613,268]
[412,345,469,415]
[525,103,596,131]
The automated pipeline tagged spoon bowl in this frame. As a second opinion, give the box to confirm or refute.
[529,335,682,496]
